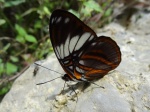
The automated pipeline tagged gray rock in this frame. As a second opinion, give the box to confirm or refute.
[0,11,150,112]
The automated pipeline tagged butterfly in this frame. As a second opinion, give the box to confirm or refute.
[49,9,121,82]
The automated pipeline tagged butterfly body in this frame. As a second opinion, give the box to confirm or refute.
[49,9,121,82]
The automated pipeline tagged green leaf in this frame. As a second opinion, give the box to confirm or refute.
[0,0,5,2]
[0,85,11,95]
[83,1,103,12]
[21,54,31,61]
[15,24,27,36]
[68,9,80,18]
[43,6,50,15]
[6,62,18,75]
[16,35,26,43]
[0,62,4,76]
[34,20,42,29]
[25,35,37,43]
[104,8,112,17]
[21,8,37,17]
[0,59,2,63]
[4,0,26,8]
[81,8,91,17]
[10,56,19,62]
[0,19,6,25]
[3,43,11,51]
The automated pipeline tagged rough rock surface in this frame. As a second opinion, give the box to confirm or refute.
[0,10,150,112]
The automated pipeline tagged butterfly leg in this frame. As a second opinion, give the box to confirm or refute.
[66,83,78,102]
[58,81,66,95]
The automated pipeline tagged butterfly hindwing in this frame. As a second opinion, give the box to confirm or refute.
[75,36,121,80]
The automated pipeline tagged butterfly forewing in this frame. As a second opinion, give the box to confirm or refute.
[50,10,98,80]
[49,9,121,81]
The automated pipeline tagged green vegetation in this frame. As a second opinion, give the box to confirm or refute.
[0,0,115,100]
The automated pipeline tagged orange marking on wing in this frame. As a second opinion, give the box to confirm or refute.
[81,55,117,68]
[78,64,94,71]
[85,69,108,77]
[78,64,109,74]
[74,70,82,80]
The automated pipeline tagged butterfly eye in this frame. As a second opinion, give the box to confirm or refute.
[49,9,121,82]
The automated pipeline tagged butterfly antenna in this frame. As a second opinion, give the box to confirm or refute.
[34,62,64,75]
[36,76,62,85]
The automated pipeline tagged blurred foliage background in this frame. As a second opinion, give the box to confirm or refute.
[0,0,149,101]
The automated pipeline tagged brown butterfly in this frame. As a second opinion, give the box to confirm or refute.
[49,9,121,82]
